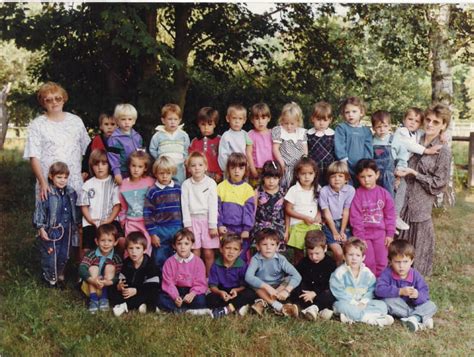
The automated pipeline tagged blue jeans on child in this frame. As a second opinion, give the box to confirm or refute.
[373,141,395,197]
[158,287,207,313]
[383,297,437,323]
[38,224,72,283]
[334,299,388,321]
[322,219,351,245]
[152,224,182,271]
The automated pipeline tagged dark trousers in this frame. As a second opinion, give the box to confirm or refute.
[206,287,257,310]
[290,287,335,310]
[158,287,207,312]
[108,285,160,310]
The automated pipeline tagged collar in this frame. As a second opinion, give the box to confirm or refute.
[155,180,175,189]
[174,252,194,263]
[227,179,246,186]
[255,252,279,260]
[307,127,335,137]
[391,268,414,282]
[196,132,218,140]
[154,124,184,135]
[215,256,245,268]
[190,175,208,184]
[294,181,312,191]
[94,247,114,260]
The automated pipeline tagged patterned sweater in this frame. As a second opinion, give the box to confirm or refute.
[144,182,183,235]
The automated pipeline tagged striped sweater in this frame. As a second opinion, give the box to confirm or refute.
[144,182,183,235]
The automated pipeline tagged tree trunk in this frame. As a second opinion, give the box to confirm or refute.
[429,4,455,207]
[0,83,12,150]
[142,7,158,80]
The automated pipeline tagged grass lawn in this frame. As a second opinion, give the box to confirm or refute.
[0,149,473,356]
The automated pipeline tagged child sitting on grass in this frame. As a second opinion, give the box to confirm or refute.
[245,228,301,318]
[79,223,122,313]
[329,238,393,326]
[206,234,257,318]
[375,240,437,332]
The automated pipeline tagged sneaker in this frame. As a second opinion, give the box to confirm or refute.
[155,307,161,314]
[340,313,354,324]
[301,305,319,321]
[401,316,420,332]
[211,307,228,319]
[396,217,410,230]
[421,317,434,330]
[138,303,147,314]
[251,299,267,316]
[185,308,213,317]
[238,304,250,316]
[282,303,299,318]
[319,308,334,321]
[376,315,394,326]
[113,303,128,317]
[99,298,110,311]
[88,299,99,314]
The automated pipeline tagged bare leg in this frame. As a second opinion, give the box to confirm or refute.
[203,248,216,277]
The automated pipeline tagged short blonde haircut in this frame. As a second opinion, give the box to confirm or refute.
[152,155,177,176]
[278,102,304,127]
[114,103,138,121]
[326,160,350,181]
[227,104,247,118]
[37,82,68,107]
[161,103,182,119]
[186,151,208,169]
[425,103,451,130]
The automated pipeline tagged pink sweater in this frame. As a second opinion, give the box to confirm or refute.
[349,185,396,239]
[161,254,208,300]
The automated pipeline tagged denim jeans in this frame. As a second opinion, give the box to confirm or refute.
[158,287,207,312]
[38,224,72,283]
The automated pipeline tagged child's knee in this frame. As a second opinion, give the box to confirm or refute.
[88,265,99,277]
[103,264,116,279]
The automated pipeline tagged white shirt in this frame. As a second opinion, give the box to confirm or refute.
[284,182,318,226]
[181,175,218,228]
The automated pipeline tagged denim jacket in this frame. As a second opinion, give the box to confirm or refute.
[33,184,79,229]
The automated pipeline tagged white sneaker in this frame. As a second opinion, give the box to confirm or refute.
[113,303,128,317]
[238,304,250,316]
[138,303,147,314]
[396,217,410,230]
[302,305,319,321]
[376,315,394,326]
[401,316,420,332]
[155,307,161,314]
[361,312,381,326]
[340,313,354,324]
[319,308,334,321]
[185,308,213,317]
[421,317,434,330]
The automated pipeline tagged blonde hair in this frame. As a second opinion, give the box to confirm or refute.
[161,103,182,119]
[227,104,247,118]
[278,102,304,127]
[186,151,208,169]
[37,82,68,107]
[326,160,350,181]
[114,103,138,121]
[152,155,177,176]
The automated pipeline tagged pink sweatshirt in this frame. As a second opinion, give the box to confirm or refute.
[161,254,208,301]
[349,185,396,239]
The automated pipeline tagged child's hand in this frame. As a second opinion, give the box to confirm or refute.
[299,290,316,303]
[122,287,137,299]
[397,168,417,177]
[339,231,348,242]
[264,285,278,299]
[424,144,443,155]
[183,292,196,304]
[117,280,126,291]
[284,230,289,243]
[151,235,161,248]
[408,288,419,299]
[218,226,228,236]
[229,289,238,299]
[439,131,448,144]
[241,231,249,239]
[95,277,105,289]
[209,228,219,239]
[220,290,231,301]
[303,216,317,226]
[399,287,416,297]
[333,231,343,242]
[38,228,50,241]
[175,297,183,307]
[276,289,290,301]
[384,237,393,247]
[114,174,123,185]
[81,172,89,181]
[250,167,259,179]
[394,176,401,189]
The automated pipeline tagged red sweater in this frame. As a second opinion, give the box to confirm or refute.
[189,135,221,176]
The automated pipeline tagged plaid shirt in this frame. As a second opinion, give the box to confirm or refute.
[78,248,122,282]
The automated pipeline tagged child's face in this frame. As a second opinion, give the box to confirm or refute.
[220,241,242,264]
[100,117,116,138]
[155,168,173,186]
[344,246,364,270]
[197,120,216,137]
[162,112,181,133]
[297,164,316,189]
[312,116,332,132]
[174,238,193,258]
[188,157,207,181]
[226,110,246,131]
[307,246,327,264]
[127,242,145,264]
[251,113,271,132]
[95,233,118,256]
[357,168,379,189]
[403,111,422,132]
[343,104,363,126]
[50,173,68,189]
[229,163,246,183]
[390,254,414,278]
[257,237,279,259]
[328,173,347,192]
[129,158,147,181]
[263,176,280,192]
[280,115,298,133]
[92,160,109,179]
[116,116,136,133]
[424,113,446,137]
[373,120,390,138]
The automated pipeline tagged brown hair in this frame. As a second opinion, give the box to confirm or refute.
[254,228,280,245]
[340,96,366,116]
[388,240,415,261]
[125,231,148,250]
[161,103,182,119]
[305,230,327,250]
[128,150,152,177]
[196,107,219,125]
[37,82,68,107]
[425,103,451,130]
[343,237,367,255]
[371,110,391,127]
[89,149,109,176]
[173,228,195,245]
[291,157,319,199]
[186,151,208,169]
[251,103,271,119]
[97,223,118,241]
[98,113,113,126]
[226,153,248,180]
[220,233,243,248]
[311,101,332,121]
[404,107,425,123]
[48,162,69,180]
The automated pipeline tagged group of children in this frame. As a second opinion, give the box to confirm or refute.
[33,96,441,332]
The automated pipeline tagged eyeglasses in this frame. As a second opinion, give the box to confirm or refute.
[44,96,63,104]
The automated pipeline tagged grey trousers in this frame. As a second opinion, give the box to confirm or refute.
[384,297,437,323]
[395,178,407,216]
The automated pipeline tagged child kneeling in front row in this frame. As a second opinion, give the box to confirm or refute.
[375,240,437,332]
[206,234,257,318]
[245,228,301,317]
[110,232,160,317]
[329,238,393,326]
[289,230,336,321]
[79,223,122,313]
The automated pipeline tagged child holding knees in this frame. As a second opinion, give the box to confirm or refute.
[334,96,373,184]
[188,107,222,182]
[218,104,252,173]
[33,162,80,288]
[251,160,287,249]
[158,229,208,313]
[376,240,437,332]
[245,228,301,318]
[206,234,258,318]
[149,103,190,184]
[110,232,161,317]
[217,153,255,263]
[319,161,355,266]
[307,101,336,187]
[289,230,336,321]
[350,159,396,277]
[78,149,122,256]
[285,157,322,265]
[78,223,122,313]
[246,103,274,187]
[118,150,155,255]
[272,102,308,189]
[144,156,183,271]
[107,103,144,185]
[181,151,219,276]
[329,238,394,326]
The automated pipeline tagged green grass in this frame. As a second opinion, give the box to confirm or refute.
[1,150,473,356]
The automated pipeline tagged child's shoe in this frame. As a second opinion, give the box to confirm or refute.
[251,299,267,316]
[282,303,299,318]
[238,304,250,316]
[186,308,213,317]
[396,217,410,231]
[113,302,128,317]
[319,308,334,321]
[99,298,110,312]
[376,314,394,327]
[211,307,228,319]
[340,313,354,324]
[301,305,319,321]
[138,303,147,314]
[421,317,434,330]
[401,316,420,332]
[155,307,161,314]
[88,300,99,314]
